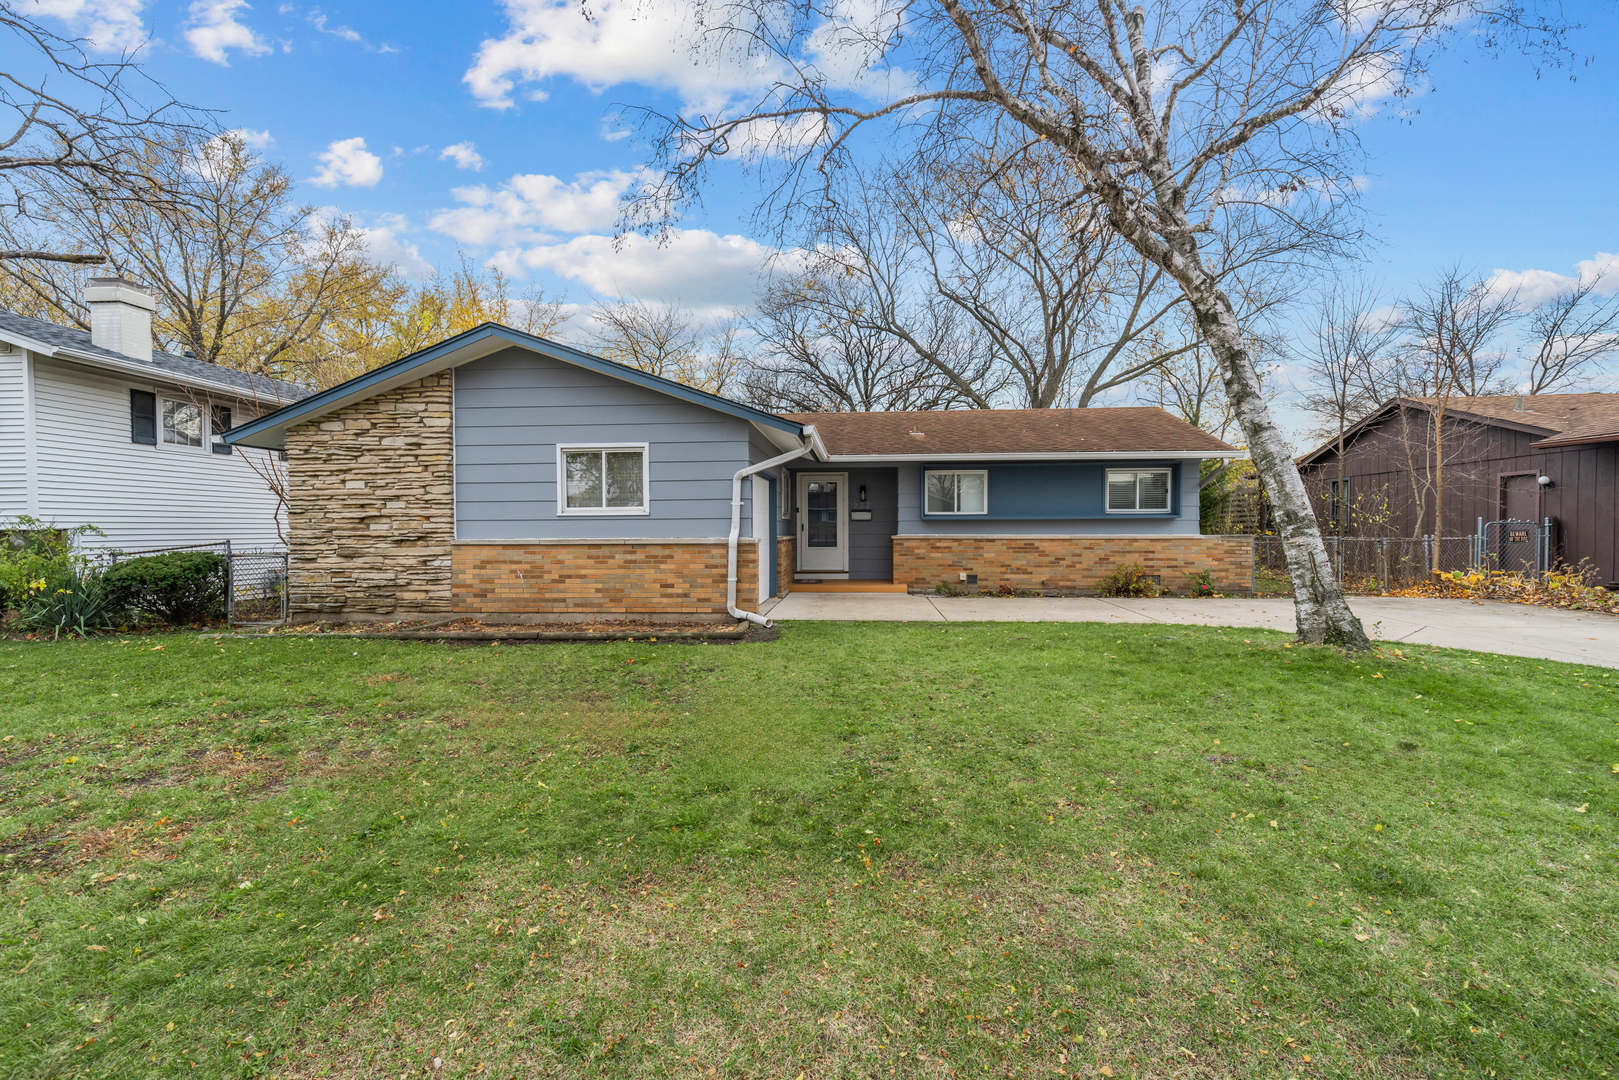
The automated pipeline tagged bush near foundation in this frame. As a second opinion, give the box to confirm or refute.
[103,552,226,625]
[1098,562,1161,598]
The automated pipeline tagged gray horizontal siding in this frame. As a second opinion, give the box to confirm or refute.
[453,347,760,540]
[896,461,1202,535]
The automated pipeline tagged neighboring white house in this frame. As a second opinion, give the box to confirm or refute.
[0,278,308,551]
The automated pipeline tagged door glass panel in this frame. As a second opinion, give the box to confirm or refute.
[925,472,957,513]
[958,473,986,514]
[806,481,838,548]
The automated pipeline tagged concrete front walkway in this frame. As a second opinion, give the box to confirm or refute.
[761,592,1619,669]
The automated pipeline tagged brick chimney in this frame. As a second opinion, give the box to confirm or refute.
[84,276,154,361]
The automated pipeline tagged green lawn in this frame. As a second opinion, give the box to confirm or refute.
[0,624,1614,1080]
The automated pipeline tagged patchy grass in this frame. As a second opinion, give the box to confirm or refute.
[0,623,1614,1079]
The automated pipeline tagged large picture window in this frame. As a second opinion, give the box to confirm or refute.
[1106,469,1172,513]
[924,470,988,515]
[559,445,648,515]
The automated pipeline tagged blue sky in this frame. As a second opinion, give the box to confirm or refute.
[28,0,1619,414]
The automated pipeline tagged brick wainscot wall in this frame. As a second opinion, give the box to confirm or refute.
[286,372,454,619]
[892,535,1255,593]
[777,537,794,597]
[452,540,762,620]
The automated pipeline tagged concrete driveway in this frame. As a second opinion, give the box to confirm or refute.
[761,592,1619,669]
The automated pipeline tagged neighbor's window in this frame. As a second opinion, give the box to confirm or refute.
[1106,469,1171,512]
[924,470,988,514]
[560,445,648,514]
[162,399,205,449]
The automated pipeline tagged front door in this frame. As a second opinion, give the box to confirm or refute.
[796,473,848,574]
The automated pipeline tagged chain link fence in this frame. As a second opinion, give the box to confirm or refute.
[224,549,288,624]
[1255,535,1481,591]
[90,541,287,624]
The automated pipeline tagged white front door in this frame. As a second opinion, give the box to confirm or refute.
[796,472,848,574]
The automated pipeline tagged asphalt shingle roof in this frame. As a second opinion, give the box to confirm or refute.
[0,308,309,405]
[781,407,1237,457]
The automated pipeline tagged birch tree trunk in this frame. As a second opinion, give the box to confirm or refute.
[1172,253,1369,647]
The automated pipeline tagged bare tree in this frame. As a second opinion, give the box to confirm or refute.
[887,151,1198,407]
[745,270,995,410]
[589,298,747,395]
[1,2,199,264]
[614,0,1575,644]
[0,132,383,381]
[1523,280,1619,393]
[1402,267,1518,567]
[1299,280,1401,533]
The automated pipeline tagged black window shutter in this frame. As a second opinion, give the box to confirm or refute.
[130,390,156,445]
[210,406,233,454]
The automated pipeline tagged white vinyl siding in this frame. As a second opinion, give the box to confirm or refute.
[29,355,286,549]
[0,349,26,518]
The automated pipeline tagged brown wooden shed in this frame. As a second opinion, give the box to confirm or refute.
[1296,393,1619,587]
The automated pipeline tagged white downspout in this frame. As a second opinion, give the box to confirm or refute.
[728,440,815,627]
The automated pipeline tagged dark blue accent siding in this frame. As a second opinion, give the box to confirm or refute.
[917,461,1181,520]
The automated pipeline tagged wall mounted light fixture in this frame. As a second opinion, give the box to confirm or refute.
[1537,475,1555,489]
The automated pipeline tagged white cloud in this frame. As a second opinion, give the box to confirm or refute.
[306,8,359,41]
[184,0,271,64]
[496,228,790,313]
[439,141,486,172]
[1487,252,1619,309]
[429,169,638,245]
[309,137,383,188]
[463,0,911,116]
[356,214,433,279]
[22,0,148,52]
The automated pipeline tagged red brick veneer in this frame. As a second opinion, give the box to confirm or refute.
[452,541,760,616]
[891,535,1254,592]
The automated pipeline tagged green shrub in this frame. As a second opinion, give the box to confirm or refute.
[0,516,102,610]
[1189,569,1220,597]
[18,569,124,638]
[1098,562,1161,598]
[103,552,225,624]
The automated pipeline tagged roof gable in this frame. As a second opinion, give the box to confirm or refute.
[0,308,306,403]
[223,322,806,450]
[1297,393,1619,464]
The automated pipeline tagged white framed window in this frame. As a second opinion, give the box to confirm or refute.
[780,474,791,521]
[924,469,988,515]
[161,398,206,450]
[1106,468,1172,512]
[557,444,649,515]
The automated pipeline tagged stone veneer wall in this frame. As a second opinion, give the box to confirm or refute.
[452,541,760,618]
[892,535,1254,593]
[777,536,794,597]
[285,372,454,619]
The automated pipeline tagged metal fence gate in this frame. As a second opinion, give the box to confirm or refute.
[1479,519,1555,575]
[225,548,289,624]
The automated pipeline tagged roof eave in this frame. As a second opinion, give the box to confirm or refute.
[225,323,805,450]
[820,449,1242,463]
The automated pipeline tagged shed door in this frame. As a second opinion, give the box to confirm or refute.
[1502,474,1537,523]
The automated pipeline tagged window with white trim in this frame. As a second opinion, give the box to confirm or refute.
[161,398,206,450]
[1106,469,1172,512]
[558,445,649,514]
[924,470,988,514]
